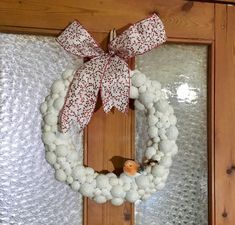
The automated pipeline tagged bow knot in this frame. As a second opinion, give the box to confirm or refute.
[57,14,166,133]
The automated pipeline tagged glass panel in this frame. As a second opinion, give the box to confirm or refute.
[135,44,208,225]
[0,33,83,225]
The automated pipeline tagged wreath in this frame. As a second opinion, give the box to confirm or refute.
[41,14,178,205]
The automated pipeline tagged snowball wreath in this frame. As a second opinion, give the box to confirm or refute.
[41,69,178,205]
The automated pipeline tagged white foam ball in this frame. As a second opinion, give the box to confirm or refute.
[159,140,172,153]
[148,126,158,138]
[54,163,60,170]
[67,176,73,184]
[80,183,94,197]
[40,102,47,114]
[66,150,79,163]
[106,173,117,178]
[156,182,165,190]
[130,86,139,99]
[131,71,146,87]
[149,107,155,115]
[160,156,173,168]
[169,115,177,125]
[139,92,154,106]
[148,115,158,126]
[171,143,178,156]
[94,195,107,204]
[94,189,102,195]
[45,152,56,165]
[96,174,109,189]
[85,167,94,175]
[119,173,132,184]
[56,145,68,157]
[44,113,57,125]
[139,85,147,93]
[53,97,64,110]
[43,125,51,132]
[52,80,65,93]
[101,188,110,196]
[145,147,156,159]
[71,181,80,191]
[153,177,161,185]
[72,166,85,179]
[138,189,145,196]
[109,177,119,186]
[151,165,166,177]
[111,198,124,206]
[62,69,74,79]
[55,169,66,182]
[135,175,149,189]
[126,190,139,202]
[142,194,151,200]
[152,80,161,90]
[123,182,131,191]
[42,132,56,145]
[156,100,169,113]
[110,185,124,198]
[64,164,72,175]
[166,126,179,140]
[134,100,145,111]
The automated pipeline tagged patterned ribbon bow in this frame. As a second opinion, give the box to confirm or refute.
[57,14,166,133]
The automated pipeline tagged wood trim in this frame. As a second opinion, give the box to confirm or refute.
[208,41,215,225]
[214,3,235,225]
[0,0,214,40]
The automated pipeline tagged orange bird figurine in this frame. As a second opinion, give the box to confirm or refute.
[123,160,140,177]
[123,159,159,177]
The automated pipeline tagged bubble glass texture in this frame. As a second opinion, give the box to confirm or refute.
[0,33,83,225]
[135,44,208,225]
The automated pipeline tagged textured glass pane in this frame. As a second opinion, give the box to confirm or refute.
[0,33,83,225]
[135,44,208,225]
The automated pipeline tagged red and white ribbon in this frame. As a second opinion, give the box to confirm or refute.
[57,14,166,132]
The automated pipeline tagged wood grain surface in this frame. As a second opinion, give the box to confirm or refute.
[0,0,214,39]
[215,4,235,225]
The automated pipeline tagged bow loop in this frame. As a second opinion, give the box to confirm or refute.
[108,14,166,60]
[57,14,166,132]
[57,21,104,58]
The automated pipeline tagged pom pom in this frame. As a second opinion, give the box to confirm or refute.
[130,86,139,99]
[45,152,56,165]
[52,80,65,93]
[96,174,109,189]
[111,185,125,198]
[131,71,146,87]
[148,126,158,138]
[71,181,81,191]
[135,175,150,189]
[55,169,67,182]
[126,190,139,202]
[166,126,179,140]
[111,198,124,206]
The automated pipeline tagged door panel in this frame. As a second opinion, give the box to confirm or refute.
[135,44,208,225]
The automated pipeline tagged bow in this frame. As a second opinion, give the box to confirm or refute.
[57,14,166,133]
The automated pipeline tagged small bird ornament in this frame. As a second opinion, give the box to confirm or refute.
[123,159,158,177]
[123,160,140,177]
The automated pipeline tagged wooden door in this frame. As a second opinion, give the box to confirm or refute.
[0,1,235,225]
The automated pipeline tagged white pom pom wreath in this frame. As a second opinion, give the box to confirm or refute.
[41,69,178,205]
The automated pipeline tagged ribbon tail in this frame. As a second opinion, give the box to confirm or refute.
[59,57,107,132]
[101,56,130,113]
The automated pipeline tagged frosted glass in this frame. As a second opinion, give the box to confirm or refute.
[135,44,208,225]
[0,33,83,225]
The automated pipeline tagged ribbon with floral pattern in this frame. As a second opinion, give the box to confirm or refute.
[57,14,166,132]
